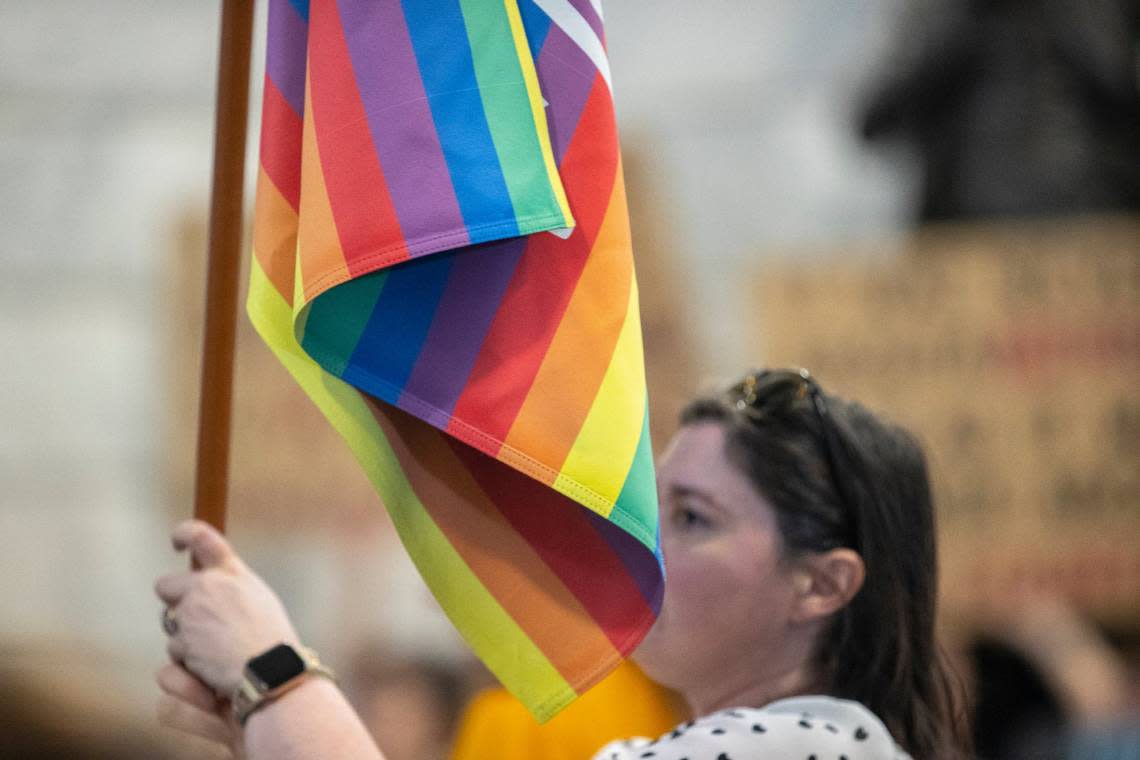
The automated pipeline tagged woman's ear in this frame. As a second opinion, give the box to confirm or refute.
[790,549,865,624]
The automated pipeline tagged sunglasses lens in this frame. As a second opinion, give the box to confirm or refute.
[731,370,812,411]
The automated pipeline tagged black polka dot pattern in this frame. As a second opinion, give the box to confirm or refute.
[591,695,913,760]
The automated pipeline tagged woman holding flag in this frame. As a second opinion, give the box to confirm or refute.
[156,368,970,759]
[164,0,968,755]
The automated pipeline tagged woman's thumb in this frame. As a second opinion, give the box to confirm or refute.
[172,520,235,570]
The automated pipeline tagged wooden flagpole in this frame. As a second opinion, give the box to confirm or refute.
[193,0,256,532]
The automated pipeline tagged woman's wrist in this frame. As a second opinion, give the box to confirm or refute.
[241,675,386,760]
[241,673,342,728]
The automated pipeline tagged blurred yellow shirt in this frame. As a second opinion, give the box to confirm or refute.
[450,661,685,760]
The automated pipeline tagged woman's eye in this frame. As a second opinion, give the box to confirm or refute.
[673,506,709,530]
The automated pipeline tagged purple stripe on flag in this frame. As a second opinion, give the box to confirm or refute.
[400,237,527,415]
[337,0,467,250]
[267,0,308,115]
[568,0,605,45]
[537,25,598,165]
[584,507,664,610]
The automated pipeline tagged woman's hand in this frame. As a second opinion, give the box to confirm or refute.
[155,520,301,696]
[156,660,243,757]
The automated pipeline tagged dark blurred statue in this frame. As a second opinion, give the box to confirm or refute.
[860,0,1140,221]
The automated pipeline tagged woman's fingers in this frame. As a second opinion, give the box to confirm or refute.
[155,663,237,750]
[156,662,219,713]
[172,519,237,570]
[156,692,233,745]
[155,572,192,606]
[167,634,189,665]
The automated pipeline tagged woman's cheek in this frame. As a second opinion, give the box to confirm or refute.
[669,548,730,623]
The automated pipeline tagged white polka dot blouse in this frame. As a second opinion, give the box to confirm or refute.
[592,695,913,760]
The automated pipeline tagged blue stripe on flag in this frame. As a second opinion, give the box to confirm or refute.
[400,0,518,237]
[344,254,456,394]
[518,0,553,60]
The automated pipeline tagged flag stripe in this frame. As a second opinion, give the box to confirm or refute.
[447,230,589,448]
[503,176,632,475]
[337,0,470,253]
[451,436,657,649]
[267,0,308,115]
[448,75,615,447]
[568,0,604,46]
[340,255,455,392]
[503,0,574,226]
[611,403,660,549]
[457,0,567,230]
[308,5,410,278]
[518,0,553,58]
[300,272,388,377]
[586,425,664,602]
[557,271,647,510]
[287,0,310,23]
[400,238,527,416]
[401,0,519,238]
[377,403,624,682]
[532,0,612,93]
[258,75,303,210]
[536,27,600,164]
[253,168,299,303]
[296,71,349,304]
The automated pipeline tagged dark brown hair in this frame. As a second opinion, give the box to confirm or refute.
[681,374,970,759]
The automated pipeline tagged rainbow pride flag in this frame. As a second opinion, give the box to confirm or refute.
[247,0,662,721]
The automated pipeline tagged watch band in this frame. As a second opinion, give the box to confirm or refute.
[231,643,337,725]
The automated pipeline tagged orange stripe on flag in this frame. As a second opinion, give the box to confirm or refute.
[502,162,632,475]
[253,167,299,304]
[297,70,351,305]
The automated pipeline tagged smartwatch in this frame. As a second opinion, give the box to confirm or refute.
[231,643,337,725]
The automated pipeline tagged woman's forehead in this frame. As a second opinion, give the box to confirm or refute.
[657,424,755,497]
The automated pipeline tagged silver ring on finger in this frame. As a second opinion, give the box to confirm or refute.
[162,606,179,636]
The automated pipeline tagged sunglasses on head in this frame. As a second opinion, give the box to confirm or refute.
[726,368,857,546]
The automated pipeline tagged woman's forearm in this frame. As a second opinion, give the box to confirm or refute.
[242,676,386,760]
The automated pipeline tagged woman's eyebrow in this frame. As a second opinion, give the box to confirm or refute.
[666,483,725,513]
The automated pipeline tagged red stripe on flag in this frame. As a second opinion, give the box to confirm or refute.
[259,73,303,210]
[308,5,409,273]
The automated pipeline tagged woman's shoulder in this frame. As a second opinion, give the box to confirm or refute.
[592,694,912,760]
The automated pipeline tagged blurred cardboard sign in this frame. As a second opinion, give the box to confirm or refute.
[753,217,1140,623]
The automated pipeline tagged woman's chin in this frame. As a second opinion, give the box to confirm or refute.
[630,625,675,688]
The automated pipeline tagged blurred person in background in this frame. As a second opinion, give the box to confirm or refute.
[860,0,1140,221]
[153,369,971,759]
[969,595,1140,760]
[343,651,469,760]
[970,635,1068,759]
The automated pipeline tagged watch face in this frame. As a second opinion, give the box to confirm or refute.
[247,644,306,690]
